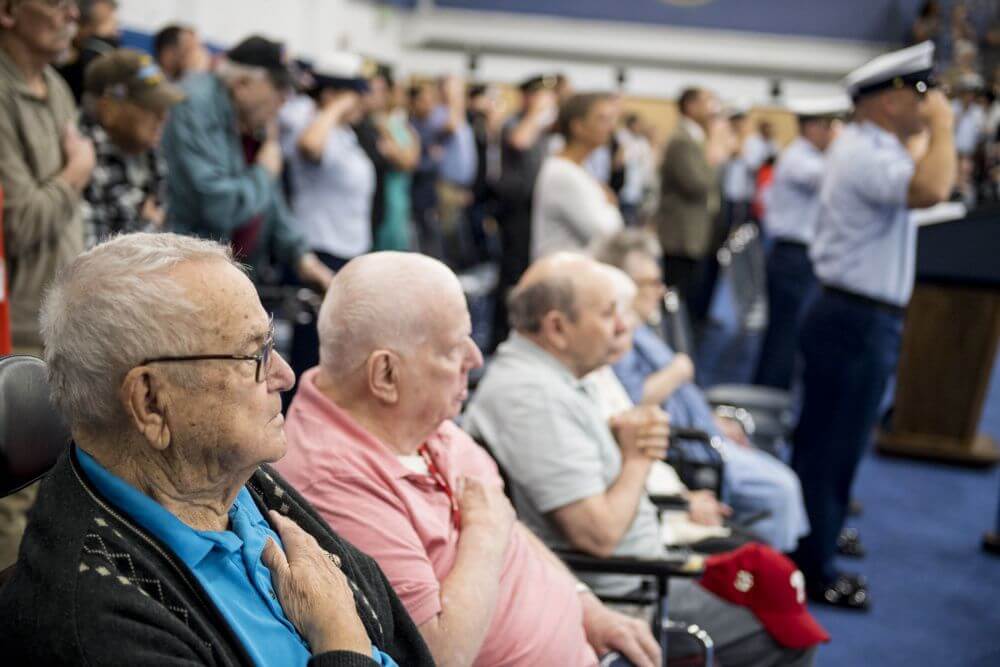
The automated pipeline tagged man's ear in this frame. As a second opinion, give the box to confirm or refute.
[367,350,400,405]
[120,366,172,451]
[540,310,571,352]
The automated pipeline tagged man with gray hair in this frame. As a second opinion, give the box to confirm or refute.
[0,232,433,666]
[277,251,663,667]
[161,34,332,291]
[464,252,816,666]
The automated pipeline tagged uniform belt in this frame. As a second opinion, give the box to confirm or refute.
[823,285,905,316]
[774,238,809,250]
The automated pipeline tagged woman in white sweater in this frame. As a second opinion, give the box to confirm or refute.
[531,93,624,259]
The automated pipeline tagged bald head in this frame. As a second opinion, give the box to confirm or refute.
[315,252,482,452]
[509,253,625,377]
[317,252,464,379]
[508,253,598,333]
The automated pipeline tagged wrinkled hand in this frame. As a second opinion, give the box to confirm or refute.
[261,511,371,656]
[610,405,670,462]
[581,594,661,667]
[458,476,516,547]
[686,489,732,527]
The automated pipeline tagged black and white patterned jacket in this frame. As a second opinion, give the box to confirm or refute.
[79,113,167,249]
[0,446,435,666]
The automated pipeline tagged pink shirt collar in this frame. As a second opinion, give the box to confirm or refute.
[292,367,450,481]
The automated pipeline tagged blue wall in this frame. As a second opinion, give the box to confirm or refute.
[384,0,928,44]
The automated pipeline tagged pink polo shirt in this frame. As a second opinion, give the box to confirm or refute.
[277,368,597,667]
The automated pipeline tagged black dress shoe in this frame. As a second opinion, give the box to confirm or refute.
[808,574,870,611]
[837,527,866,558]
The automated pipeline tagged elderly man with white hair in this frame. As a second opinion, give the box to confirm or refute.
[0,233,433,666]
[277,251,662,667]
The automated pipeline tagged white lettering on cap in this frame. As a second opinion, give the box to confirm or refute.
[735,570,754,593]
[790,570,806,605]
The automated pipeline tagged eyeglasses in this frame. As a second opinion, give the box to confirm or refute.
[140,317,276,383]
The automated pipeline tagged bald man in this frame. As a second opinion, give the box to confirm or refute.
[277,252,661,667]
[464,253,817,667]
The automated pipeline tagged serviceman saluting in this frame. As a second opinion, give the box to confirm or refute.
[754,96,850,390]
[790,41,956,610]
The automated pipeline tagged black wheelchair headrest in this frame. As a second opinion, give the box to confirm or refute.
[0,355,71,497]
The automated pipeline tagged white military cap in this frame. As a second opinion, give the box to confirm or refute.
[842,41,935,101]
[786,95,853,119]
[310,50,376,92]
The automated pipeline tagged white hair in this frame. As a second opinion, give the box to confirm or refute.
[317,252,462,379]
[40,233,240,430]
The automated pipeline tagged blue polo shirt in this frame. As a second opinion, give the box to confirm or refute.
[75,447,397,667]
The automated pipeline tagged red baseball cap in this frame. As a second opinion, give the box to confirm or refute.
[699,543,830,649]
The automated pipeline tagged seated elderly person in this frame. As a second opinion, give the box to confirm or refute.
[464,253,816,667]
[0,234,432,666]
[583,267,760,554]
[593,230,810,554]
[276,251,660,667]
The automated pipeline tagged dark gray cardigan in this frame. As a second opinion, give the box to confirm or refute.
[0,447,435,666]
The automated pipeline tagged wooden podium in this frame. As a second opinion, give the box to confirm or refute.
[877,205,1000,466]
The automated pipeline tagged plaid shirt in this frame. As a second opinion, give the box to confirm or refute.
[80,113,167,248]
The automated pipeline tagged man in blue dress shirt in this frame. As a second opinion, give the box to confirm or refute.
[754,97,849,390]
[791,41,956,610]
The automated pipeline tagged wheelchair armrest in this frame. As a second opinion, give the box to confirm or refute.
[554,549,704,579]
[704,384,793,415]
[667,428,725,496]
[650,494,690,512]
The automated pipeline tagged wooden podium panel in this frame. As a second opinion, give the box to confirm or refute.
[878,283,1000,465]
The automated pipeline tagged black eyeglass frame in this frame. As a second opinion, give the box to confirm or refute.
[140,316,275,383]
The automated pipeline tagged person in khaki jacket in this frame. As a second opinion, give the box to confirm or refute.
[0,0,95,569]
[654,87,731,322]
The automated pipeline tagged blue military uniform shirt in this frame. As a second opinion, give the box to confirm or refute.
[809,121,917,306]
[764,136,826,245]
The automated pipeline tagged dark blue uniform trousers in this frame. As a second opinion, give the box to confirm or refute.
[791,288,903,584]
[754,240,819,390]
